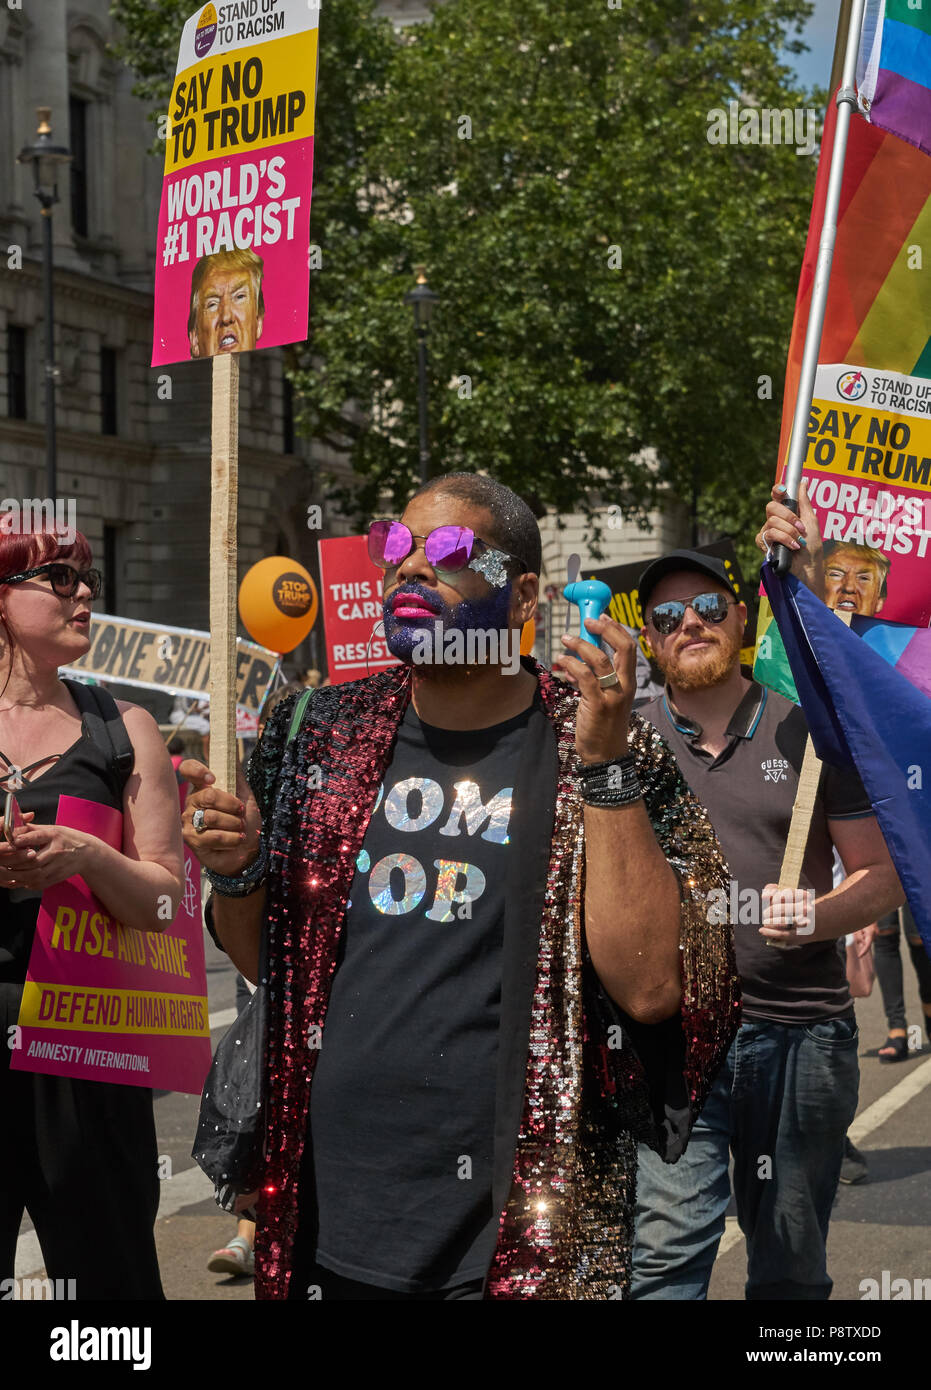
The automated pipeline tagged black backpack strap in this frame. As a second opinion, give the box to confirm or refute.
[61,678,135,782]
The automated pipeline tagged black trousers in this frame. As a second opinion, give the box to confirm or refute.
[873,908,931,1033]
[1,982,164,1300]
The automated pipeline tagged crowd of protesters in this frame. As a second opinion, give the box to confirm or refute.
[0,472,913,1300]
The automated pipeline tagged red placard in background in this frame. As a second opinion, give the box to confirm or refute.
[317,536,400,685]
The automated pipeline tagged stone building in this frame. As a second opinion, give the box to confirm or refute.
[0,0,325,693]
[0,0,689,692]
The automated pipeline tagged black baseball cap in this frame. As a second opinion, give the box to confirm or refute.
[638,549,739,618]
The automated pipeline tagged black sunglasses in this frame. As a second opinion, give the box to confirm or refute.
[649,591,737,636]
[0,563,102,600]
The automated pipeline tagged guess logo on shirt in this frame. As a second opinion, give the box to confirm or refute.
[353,775,514,923]
[761,758,789,784]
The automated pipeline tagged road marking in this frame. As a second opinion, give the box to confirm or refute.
[715,1056,931,1264]
[848,1055,931,1146]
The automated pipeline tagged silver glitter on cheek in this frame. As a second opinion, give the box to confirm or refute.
[467,549,510,588]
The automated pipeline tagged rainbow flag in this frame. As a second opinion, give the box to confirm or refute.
[754,84,931,697]
[754,601,800,703]
[858,0,931,156]
[776,92,931,462]
[762,567,931,956]
[755,595,931,703]
[855,616,931,698]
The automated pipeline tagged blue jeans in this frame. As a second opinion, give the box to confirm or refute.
[631,1016,859,1301]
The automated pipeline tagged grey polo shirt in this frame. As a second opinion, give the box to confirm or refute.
[641,680,873,1024]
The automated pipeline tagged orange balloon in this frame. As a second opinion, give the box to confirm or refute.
[238,556,319,653]
[519,619,536,655]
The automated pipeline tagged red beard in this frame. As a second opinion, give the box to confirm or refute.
[655,626,742,690]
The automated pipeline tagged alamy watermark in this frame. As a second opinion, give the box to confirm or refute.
[860,1271,931,1299]
[707,101,817,157]
[1,1276,76,1300]
[49,1321,151,1370]
[411,622,521,677]
[706,882,815,934]
[0,498,77,545]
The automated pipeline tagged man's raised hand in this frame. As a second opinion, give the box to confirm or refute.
[755,479,825,599]
[180,758,262,876]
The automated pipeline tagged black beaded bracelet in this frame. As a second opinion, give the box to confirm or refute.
[204,838,268,898]
[579,754,642,807]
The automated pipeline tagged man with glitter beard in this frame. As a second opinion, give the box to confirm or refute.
[630,549,903,1301]
[182,474,739,1300]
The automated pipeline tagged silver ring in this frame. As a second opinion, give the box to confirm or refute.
[597,670,620,690]
[192,808,207,833]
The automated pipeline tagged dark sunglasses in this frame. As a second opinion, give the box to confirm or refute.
[367,520,525,576]
[649,591,737,636]
[0,563,102,600]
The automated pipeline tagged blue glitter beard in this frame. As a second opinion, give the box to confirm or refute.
[382,579,514,665]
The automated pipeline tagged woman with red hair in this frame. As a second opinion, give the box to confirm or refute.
[0,523,184,1299]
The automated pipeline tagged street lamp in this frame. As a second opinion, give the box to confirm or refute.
[17,108,72,498]
[403,266,440,483]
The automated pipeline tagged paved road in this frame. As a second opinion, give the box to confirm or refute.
[709,971,931,1300]
[15,927,931,1301]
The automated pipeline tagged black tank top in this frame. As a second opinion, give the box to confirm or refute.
[0,679,133,980]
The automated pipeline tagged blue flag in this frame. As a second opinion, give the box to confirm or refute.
[760,563,931,958]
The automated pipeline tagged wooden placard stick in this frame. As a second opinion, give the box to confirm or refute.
[769,608,853,948]
[209,352,240,793]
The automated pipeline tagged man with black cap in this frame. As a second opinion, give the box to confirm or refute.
[629,547,903,1302]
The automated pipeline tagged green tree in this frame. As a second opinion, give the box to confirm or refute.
[113,0,822,573]
[301,0,821,571]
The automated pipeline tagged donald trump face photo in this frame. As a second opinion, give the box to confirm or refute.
[822,540,890,617]
[188,248,266,358]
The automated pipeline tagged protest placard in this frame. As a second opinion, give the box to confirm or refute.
[12,786,211,1094]
[785,363,931,626]
[58,612,277,714]
[152,0,319,793]
[153,0,319,367]
[318,536,400,685]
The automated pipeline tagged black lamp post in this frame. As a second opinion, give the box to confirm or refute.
[403,266,439,483]
[17,108,72,498]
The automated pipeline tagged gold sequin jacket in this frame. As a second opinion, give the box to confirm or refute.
[247,658,739,1299]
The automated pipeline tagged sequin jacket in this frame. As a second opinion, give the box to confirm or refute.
[247,659,739,1299]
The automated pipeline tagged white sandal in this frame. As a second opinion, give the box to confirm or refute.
[207,1234,255,1277]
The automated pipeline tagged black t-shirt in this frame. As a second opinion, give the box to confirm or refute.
[641,682,872,1025]
[308,696,536,1293]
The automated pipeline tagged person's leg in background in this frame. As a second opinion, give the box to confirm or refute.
[902,904,931,1046]
[0,1018,31,1286]
[27,1074,163,1300]
[208,1218,256,1278]
[629,1042,735,1300]
[732,1018,859,1300]
[207,978,259,1277]
[873,910,910,1061]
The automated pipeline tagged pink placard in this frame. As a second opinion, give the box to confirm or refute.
[152,139,314,367]
[151,0,319,367]
[12,790,212,1094]
[318,535,400,684]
